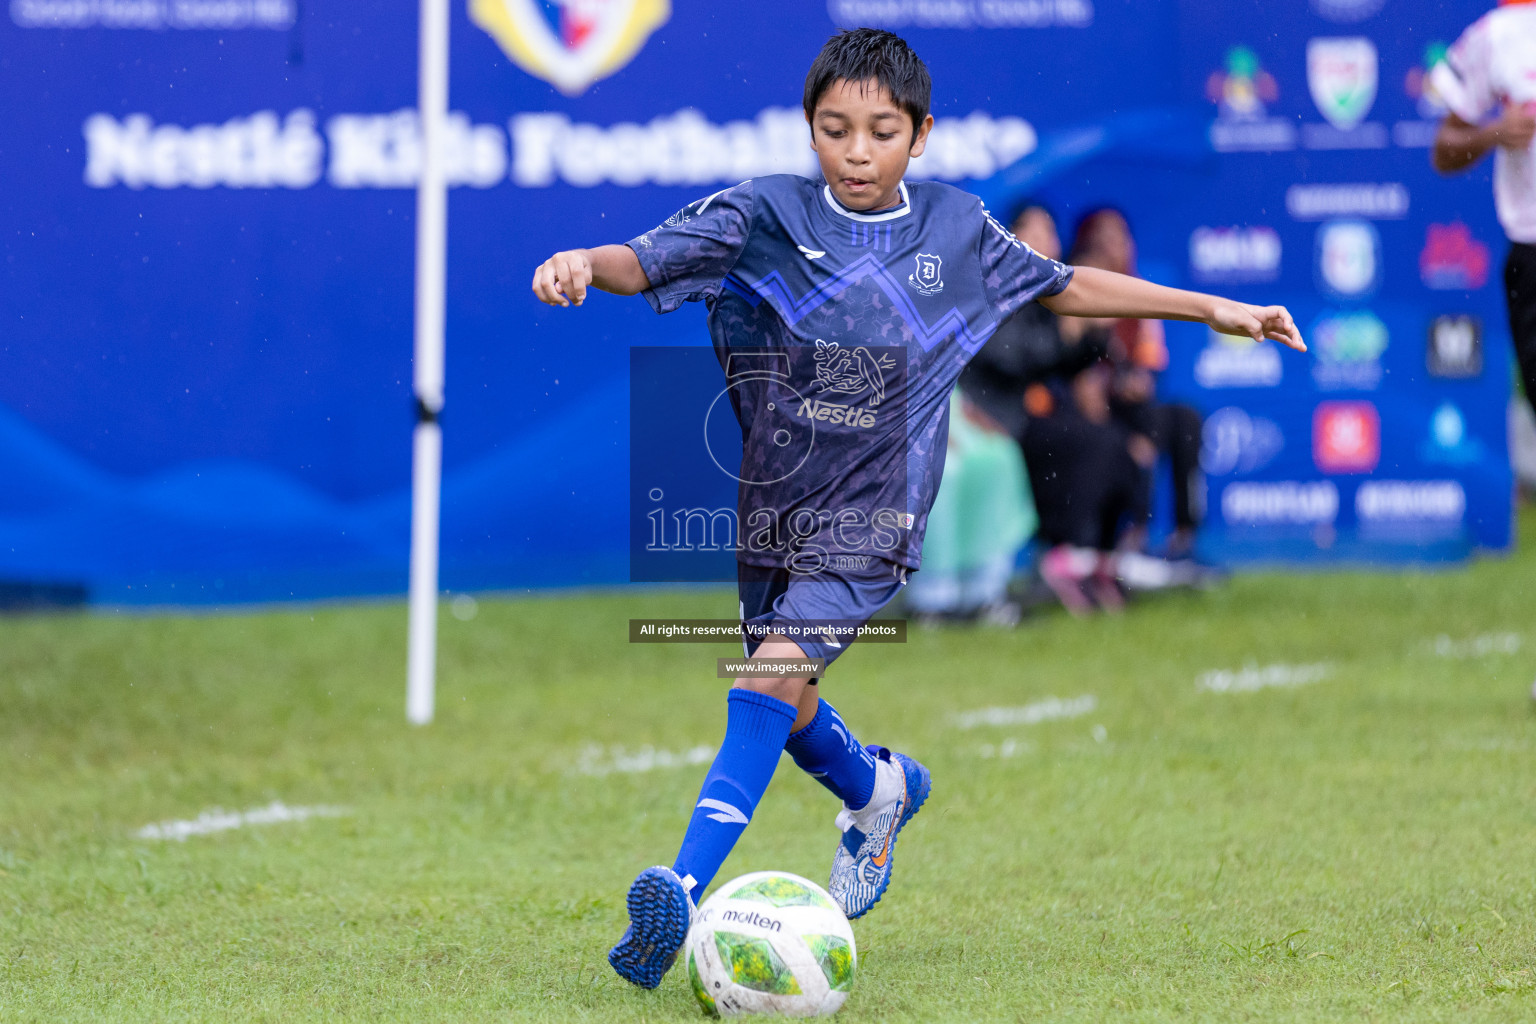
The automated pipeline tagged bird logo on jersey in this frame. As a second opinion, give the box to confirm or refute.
[908,253,945,296]
[470,0,670,96]
[812,339,895,406]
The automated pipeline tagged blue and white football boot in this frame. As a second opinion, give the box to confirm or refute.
[828,746,932,919]
[607,865,696,989]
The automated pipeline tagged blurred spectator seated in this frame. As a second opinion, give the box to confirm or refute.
[904,389,1036,626]
[958,203,1218,616]
[958,205,1099,444]
[1068,208,1207,561]
[1021,357,1140,614]
[1023,344,1219,613]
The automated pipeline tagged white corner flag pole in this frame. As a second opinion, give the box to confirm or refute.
[407,0,449,726]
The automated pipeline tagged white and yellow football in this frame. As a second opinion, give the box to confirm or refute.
[685,871,856,1017]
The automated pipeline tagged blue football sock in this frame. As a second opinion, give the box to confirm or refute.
[672,688,798,903]
[783,697,877,810]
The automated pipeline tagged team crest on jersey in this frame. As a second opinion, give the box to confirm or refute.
[908,253,944,296]
[469,0,669,96]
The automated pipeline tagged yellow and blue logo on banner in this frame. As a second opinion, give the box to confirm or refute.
[471,0,669,96]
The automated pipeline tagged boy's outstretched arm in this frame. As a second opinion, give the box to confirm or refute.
[1040,265,1307,352]
[531,244,650,307]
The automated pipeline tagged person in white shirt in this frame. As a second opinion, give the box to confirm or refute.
[1432,0,1536,420]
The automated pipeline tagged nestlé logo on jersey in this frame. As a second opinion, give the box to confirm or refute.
[799,339,893,428]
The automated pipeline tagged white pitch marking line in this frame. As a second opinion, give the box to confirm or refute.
[977,738,1032,759]
[1429,632,1522,659]
[952,695,1097,730]
[135,801,351,841]
[1196,662,1333,694]
[573,744,715,777]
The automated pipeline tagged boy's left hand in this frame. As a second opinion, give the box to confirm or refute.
[1208,300,1306,352]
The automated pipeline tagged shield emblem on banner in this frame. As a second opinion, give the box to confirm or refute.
[470,0,670,96]
[1317,220,1379,297]
[1307,36,1378,130]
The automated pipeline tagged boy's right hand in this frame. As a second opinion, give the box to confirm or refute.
[1494,101,1536,152]
[532,249,593,307]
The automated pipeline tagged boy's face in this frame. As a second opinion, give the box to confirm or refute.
[808,79,933,212]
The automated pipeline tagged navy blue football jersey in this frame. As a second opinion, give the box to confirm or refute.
[627,175,1072,572]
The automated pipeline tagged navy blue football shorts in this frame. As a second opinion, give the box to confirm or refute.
[737,557,909,671]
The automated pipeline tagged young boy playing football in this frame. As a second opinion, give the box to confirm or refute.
[530,28,1305,990]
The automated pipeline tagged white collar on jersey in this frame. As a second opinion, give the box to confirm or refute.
[821,180,912,222]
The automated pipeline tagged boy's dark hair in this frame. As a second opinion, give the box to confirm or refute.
[803,28,931,139]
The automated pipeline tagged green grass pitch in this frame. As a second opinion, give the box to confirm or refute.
[4,513,1536,1022]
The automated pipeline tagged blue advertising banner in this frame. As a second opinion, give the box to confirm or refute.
[1163,0,1514,563]
[0,0,1512,603]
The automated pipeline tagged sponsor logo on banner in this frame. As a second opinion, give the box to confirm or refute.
[82,111,326,189]
[1308,37,1378,129]
[1427,315,1483,378]
[1194,332,1284,389]
[1189,226,1281,283]
[1311,310,1388,391]
[1316,219,1380,297]
[1201,407,1284,475]
[1310,0,1385,23]
[1404,43,1451,119]
[1204,46,1302,151]
[1313,401,1380,474]
[1420,222,1490,290]
[509,107,1033,187]
[1395,43,1452,148]
[1285,182,1407,220]
[1422,402,1485,465]
[1222,481,1340,525]
[80,107,1034,190]
[1356,480,1466,524]
[1305,37,1386,149]
[1206,46,1296,152]
[1208,47,1277,119]
[10,0,293,28]
[470,0,670,96]
[826,0,1095,28]
[327,111,508,188]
